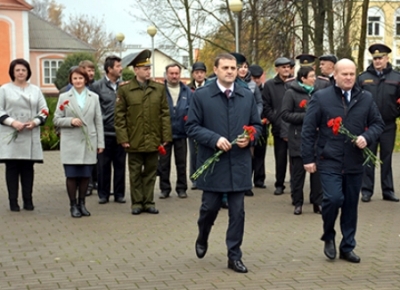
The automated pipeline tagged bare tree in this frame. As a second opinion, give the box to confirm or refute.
[30,0,50,20]
[64,14,117,62]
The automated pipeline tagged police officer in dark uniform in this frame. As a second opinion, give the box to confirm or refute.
[115,50,173,214]
[249,64,268,188]
[358,43,400,202]
[319,54,337,85]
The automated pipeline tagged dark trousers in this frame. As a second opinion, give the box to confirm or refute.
[128,152,158,210]
[273,136,288,189]
[290,156,323,206]
[252,130,267,186]
[5,160,35,202]
[197,191,245,260]
[159,138,187,193]
[97,135,127,200]
[319,172,362,253]
[188,138,197,183]
[361,122,396,197]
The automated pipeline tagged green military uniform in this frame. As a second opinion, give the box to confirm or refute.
[115,50,172,213]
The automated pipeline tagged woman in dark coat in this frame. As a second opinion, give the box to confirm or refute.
[281,66,322,215]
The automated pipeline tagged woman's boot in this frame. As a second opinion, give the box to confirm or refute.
[70,200,82,218]
[78,198,91,216]
[9,199,20,212]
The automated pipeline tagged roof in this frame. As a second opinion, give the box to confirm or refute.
[28,12,94,52]
[0,0,32,11]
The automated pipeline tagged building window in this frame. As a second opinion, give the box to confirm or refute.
[43,59,63,84]
[395,59,400,68]
[368,16,380,36]
[396,16,400,36]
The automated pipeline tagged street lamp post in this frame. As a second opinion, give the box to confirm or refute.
[229,0,243,53]
[147,26,157,80]
[115,33,125,59]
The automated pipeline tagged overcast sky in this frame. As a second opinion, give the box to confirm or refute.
[38,0,152,47]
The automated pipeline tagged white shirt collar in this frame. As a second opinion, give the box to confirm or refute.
[216,80,234,97]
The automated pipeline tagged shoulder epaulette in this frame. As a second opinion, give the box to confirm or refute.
[119,81,131,87]
[317,75,330,81]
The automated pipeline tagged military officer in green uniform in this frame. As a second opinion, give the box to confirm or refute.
[115,49,172,215]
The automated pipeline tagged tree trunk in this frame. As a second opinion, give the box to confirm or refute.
[357,0,370,72]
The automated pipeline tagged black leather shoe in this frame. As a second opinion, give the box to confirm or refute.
[274,187,284,195]
[78,199,91,216]
[146,207,159,214]
[177,191,188,198]
[114,197,126,203]
[10,200,20,212]
[294,206,302,215]
[195,240,207,259]
[70,204,82,218]
[244,190,254,196]
[383,194,399,202]
[313,204,322,214]
[361,195,371,202]
[221,201,228,209]
[228,260,248,273]
[254,183,266,188]
[23,199,34,211]
[131,208,142,215]
[159,191,170,199]
[324,240,336,260]
[98,197,109,204]
[339,251,360,263]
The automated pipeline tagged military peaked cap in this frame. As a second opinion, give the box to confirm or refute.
[121,49,152,68]
[368,43,392,57]
[296,54,317,67]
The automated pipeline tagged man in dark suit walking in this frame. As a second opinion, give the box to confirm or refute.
[185,53,261,273]
[302,59,384,263]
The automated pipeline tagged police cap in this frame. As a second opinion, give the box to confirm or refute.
[296,54,317,67]
[368,43,392,58]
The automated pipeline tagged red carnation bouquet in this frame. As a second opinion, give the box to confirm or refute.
[5,108,49,144]
[191,125,257,180]
[327,116,381,167]
[59,100,93,151]
[299,99,307,109]
[158,145,167,155]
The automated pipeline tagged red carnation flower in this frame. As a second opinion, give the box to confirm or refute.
[299,99,307,108]
[158,145,167,155]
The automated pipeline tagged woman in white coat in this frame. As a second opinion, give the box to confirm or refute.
[53,67,104,218]
[0,59,48,212]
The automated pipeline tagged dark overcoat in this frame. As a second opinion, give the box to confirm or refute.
[185,79,262,192]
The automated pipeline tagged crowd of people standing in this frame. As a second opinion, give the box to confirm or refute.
[0,42,398,272]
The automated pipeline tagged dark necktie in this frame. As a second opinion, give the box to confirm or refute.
[224,89,231,99]
[343,91,349,105]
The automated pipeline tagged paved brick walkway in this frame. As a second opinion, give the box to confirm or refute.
[0,148,399,289]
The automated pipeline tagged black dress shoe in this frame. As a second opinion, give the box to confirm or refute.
[114,197,126,203]
[228,259,248,273]
[98,197,109,204]
[146,207,159,214]
[221,200,228,209]
[78,199,91,217]
[361,195,371,202]
[324,240,336,260]
[195,240,207,259]
[23,199,34,211]
[177,191,188,198]
[85,188,93,196]
[382,194,399,202]
[159,191,170,199]
[254,183,266,188]
[131,208,142,215]
[274,187,284,195]
[313,204,322,214]
[244,190,254,196]
[70,204,82,218]
[339,251,360,263]
[294,206,302,215]
[10,200,20,212]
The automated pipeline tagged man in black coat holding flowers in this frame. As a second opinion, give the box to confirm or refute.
[185,53,261,273]
[302,59,384,263]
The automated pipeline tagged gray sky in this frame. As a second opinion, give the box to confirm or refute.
[53,0,151,47]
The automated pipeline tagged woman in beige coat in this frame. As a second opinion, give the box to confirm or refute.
[53,67,104,218]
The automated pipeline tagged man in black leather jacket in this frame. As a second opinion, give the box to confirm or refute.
[358,44,400,203]
[91,56,126,204]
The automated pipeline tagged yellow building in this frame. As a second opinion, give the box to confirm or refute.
[352,0,400,69]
